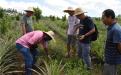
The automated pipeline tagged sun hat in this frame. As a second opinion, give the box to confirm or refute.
[74,8,87,16]
[45,31,55,42]
[64,7,75,12]
[24,7,34,12]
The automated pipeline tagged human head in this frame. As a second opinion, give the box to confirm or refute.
[102,9,115,25]
[74,8,87,20]
[25,7,34,17]
[64,7,75,16]
[44,31,55,42]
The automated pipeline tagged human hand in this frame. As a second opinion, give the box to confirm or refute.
[79,35,85,40]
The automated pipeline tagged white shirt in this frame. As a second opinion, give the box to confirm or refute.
[67,16,80,35]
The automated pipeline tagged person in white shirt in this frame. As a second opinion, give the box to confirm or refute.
[64,7,80,57]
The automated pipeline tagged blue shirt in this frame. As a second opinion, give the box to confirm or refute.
[105,23,121,64]
[79,17,95,43]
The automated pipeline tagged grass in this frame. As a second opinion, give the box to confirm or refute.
[0,34,19,75]
[32,59,65,75]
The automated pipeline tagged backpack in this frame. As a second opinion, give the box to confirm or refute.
[90,24,99,41]
[83,17,99,41]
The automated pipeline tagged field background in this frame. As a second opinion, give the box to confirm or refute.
[0,7,121,75]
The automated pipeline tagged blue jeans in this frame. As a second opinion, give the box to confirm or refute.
[16,43,38,75]
[77,41,91,68]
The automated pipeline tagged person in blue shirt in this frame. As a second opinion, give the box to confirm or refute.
[74,8,95,70]
[102,9,121,75]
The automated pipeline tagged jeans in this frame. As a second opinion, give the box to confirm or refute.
[77,41,91,68]
[16,43,38,75]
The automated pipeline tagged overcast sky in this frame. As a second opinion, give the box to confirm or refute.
[0,0,121,17]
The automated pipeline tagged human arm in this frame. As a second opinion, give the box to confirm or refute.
[80,19,95,40]
[117,43,121,53]
[113,29,121,53]
[41,41,49,56]
[21,23,26,35]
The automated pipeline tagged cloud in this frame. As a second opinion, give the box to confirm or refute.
[66,0,121,17]
[0,0,65,17]
[0,0,121,17]
[0,0,40,12]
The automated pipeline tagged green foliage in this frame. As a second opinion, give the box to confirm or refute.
[15,15,20,21]
[0,7,4,18]
[5,8,17,13]
[33,7,42,21]
[0,9,23,74]
[32,60,65,75]
[0,15,12,35]
[57,17,61,20]
[0,33,19,75]
[62,15,66,21]
[49,15,56,21]
[94,17,101,21]
[91,20,106,59]
[1,10,121,75]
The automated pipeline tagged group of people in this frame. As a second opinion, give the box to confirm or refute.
[64,7,121,75]
[64,7,96,70]
[15,7,121,75]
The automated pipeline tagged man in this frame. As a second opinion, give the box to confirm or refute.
[64,7,80,57]
[102,9,121,75]
[16,30,55,75]
[21,7,34,35]
[74,8,95,69]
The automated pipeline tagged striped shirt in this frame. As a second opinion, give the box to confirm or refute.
[105,23,121,64]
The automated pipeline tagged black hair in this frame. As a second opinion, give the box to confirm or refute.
[43,33,52,41]
[103,9,115,19]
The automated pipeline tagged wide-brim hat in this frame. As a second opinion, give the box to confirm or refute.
[44,31,55,42]
[24,7,34,12]
[64,7,75,12]
[74,8,87,16]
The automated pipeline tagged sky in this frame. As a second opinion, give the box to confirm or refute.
[0,0,121,17]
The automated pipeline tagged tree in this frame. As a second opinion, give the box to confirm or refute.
[49,15,55,21]
[16,15,20,21]
[62,15,66,21]
[0,7,4,18]
[57,17,61,20]
[33,7,42,21]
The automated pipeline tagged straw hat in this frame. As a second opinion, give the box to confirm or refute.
[45,31,55,42]
[24,7,34,12]
[64,7,74,12]
[74,8,87,16]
